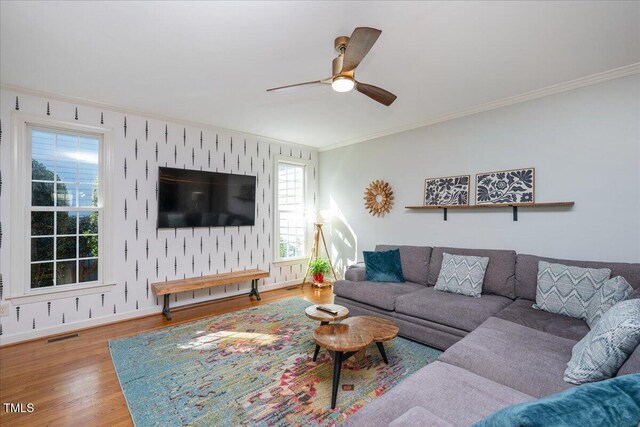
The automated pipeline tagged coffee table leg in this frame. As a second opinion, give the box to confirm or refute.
[376,342,389,364]
[313,322,328,361]
[331,351,343,409]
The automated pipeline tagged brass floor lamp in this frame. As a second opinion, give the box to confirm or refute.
[302,222,337,287]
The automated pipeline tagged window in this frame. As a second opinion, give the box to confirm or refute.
[29,127,101,288]
[10,115,114,302]
[275,158,309,261]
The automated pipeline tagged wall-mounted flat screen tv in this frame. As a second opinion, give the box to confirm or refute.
[158,167,256,228]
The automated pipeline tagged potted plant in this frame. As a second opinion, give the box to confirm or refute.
[309,258,330,284]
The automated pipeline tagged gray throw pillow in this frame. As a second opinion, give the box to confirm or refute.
[434,253,489,298]
[564,299,640,384]
[626,287,640,301]
[533,261,611,320]
[585,276,633,328]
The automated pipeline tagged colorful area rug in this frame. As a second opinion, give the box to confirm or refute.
[109,298,441,426]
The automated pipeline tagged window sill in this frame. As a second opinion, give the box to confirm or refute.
[5,282,117,305]
[272,257,309,266]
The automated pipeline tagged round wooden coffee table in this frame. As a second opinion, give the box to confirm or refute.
[304,304,349,325]
[342,316,399,364]
[305,304,350,372]
[313,323,373,409]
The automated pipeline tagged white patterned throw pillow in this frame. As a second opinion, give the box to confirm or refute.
[564,299,640,384]
[434,253,489,298]
[533,261,611,320]
[585,276,633,328]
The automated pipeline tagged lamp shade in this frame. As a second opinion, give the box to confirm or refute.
[315,209,332,224]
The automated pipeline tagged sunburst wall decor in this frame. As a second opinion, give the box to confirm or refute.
[364,180,394,217]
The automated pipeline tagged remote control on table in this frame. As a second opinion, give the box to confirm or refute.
[316,305,339,315]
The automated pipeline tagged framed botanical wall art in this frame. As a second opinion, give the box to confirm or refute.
[475,167,535,205]
[424,175,470,206]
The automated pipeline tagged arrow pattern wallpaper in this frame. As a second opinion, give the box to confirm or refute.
[0,89,318,343]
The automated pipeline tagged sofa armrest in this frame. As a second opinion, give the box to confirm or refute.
[345,264,366,282]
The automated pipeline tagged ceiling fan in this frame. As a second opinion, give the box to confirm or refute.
[266,27,397,106]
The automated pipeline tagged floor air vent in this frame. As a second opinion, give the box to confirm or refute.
[47,333,79,343]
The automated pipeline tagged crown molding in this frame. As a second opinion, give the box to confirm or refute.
[319,63,640,152]
[0,82,317,152]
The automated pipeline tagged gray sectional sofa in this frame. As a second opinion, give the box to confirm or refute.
[335,245,640,426]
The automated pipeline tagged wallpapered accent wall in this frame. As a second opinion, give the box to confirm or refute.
[0,89,318,343]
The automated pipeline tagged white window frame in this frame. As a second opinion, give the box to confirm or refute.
[9,113,115,303]
[273,155,312,264]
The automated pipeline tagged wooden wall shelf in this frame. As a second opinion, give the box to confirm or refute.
[405,202,574,221]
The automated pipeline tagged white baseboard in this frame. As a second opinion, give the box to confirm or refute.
[0,278,307,346]
[0,307,159,346]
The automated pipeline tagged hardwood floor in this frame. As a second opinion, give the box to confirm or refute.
[0,284,334,427]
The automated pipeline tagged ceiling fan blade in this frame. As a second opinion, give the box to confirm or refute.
[267,79,331,93]
[341,27,382,73]
[355,81,397,106]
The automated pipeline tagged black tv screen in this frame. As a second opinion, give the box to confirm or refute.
[158,167,256,228]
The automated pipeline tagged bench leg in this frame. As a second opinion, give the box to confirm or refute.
[162,294,172,320]
[249,279,261,300]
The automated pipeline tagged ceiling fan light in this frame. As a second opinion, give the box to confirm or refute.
[331,77,354,92]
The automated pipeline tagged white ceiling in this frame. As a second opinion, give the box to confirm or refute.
[2,1,639,148]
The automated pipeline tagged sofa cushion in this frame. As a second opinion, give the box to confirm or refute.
[395,287,512,332]
[533,261,611,320]
[494,299,590,341]
[565,299,640,384]
[439,317,576,398]
[345,265,365,282]
[376,245,432,286]
[364,249,405,283]
[332,280,423,311]
[392,313,467,350]
[429,247,516,298]
[388,406,453,427]
[434,253,489,298]
[344,361,533,427]
[333,296,466,350]
[516,254,640,301]
[333,296,398,319]
[473,374,640,427]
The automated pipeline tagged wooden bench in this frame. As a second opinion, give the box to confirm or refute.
[151,269,269,320]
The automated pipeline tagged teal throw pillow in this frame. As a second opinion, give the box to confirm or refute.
[473,374,640,427]
[363,249,404,283]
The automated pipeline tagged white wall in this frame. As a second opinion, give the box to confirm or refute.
[1,75,638,343]
[319,75,640,275]
[0,88,318,344]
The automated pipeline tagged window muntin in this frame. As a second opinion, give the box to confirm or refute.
[276,161,307,260]
[29,127,100,289]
